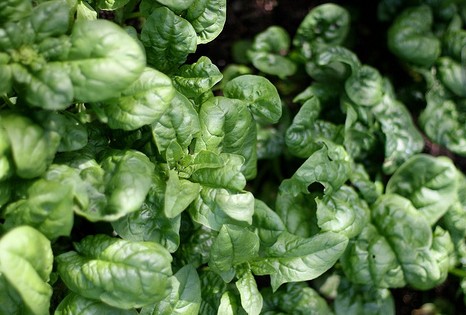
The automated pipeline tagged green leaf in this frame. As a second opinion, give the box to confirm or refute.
[252,231,348,291]
[155,0,195,12]
[0,226,53,315]
[67,19,146,102]
[252,199,286,247]
[218,291,244,315]
[198,270,229,314]
[189,187,254,231]
[344,65,384,107]
[140,264,201,315]
[334,279,395,315]
[293,3,350,49]
[437,57,466,98]
[172,56,222,99]
[0,0,32,24]
[285,96,342,158]
[56,234,173,309]
[96,0,131,10]
[165,170,201,218]
[99,150,155,221]
[261,282,333,314]
[442,30,466,62]
[316,185,370,238]
[30,0,70,41]
[247,26,296,78]
[223,75,282,124]
[387,5,441,67]
[196,97,257,179]
[3,179,74,239]
[55,293,139,315]
[209,224,260,276]
[141,7,197,73]
[372,91,424,174]
[185,0,227,44]
[387,154,459,225]
[98,67,175,131]
[236,269,263,315]
[151,91,200,158]
[1,112,59,179]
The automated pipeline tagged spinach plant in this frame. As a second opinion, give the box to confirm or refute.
[0,0,465,314]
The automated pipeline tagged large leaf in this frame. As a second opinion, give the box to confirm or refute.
[0,226,53,315]
[185,0,227,44]
[140,264,201,315]
[195,97,257,179]
[98,67,175,130]
[223,75,282,124]
[386,154,458,225]
[55,293,139,315]
[66,19,146,102]
[56,234,173,309]
[251,231,348,291]
[141,7,197,73]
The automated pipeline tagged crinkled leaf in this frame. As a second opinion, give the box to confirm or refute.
[30,0,70,41]
[387,154,458,225]
[316,185,370,238]
[247,26,296,78]
[334,279,395,315]
[98,67,175,130]
[172,56,222,99]
[151,91,200,158]
[67,19,146,102]
[99,150,155,221]
[344,65,384,107]
[196,97,257,179]
[0,226,53,315]
[223,75,282,124]
[0,0,32,24]
[55,293,138,315]
[285,96,342,158]
[185,0,227,44]
[189,187,254,231]
[387,5,441,67]
[437,57,466,98]
[251,231,348,291]
[165,170,201,218]
[261,282,333,314]
[3,179,74,239]
[293,3,350,50]
[1,112,59,178]
[140,264,201,315]
[141,7,197,73]
[373,92,424,174]
[442,30,466,62]
[209,224,260,277]
[56,234,173,309]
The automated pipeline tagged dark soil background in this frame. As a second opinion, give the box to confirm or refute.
[194,1,466,314]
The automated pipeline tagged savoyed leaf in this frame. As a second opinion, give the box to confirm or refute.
[55,293,139,315]
[185,0,227,44]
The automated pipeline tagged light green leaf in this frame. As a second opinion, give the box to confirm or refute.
[252,231,348,291]
[223,75,282,124]
[189,187,254,231]
[140,264,201,315]
[209,225,260,276]
[96,0,131,10]
[344,65,384,107]
[236,269,263,315]
[387,154,458,225]
[0,226,53,315]
[252,199,286,247]
[3,179,74,239]
[387,5,441,67]
[55,293,139,315]
[99,150,155,221]
[141,7,197,73]
[98,67,175,131]
[172,56,222,99]
[198,270,229,314]
[218,291,243,315]
[76,1,97,21]
[196,96,257,179]
[67,19,146,102]
[316,185,370,238]
[56,234,173,309]
[165,170,201,218]
[185,0,227,44]
[1,112,59,179]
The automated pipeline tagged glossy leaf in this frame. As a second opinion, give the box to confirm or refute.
[56,234,173,309]
[55,293,139,315]
[165,170,201,218]
[344,65,384,107]
[185,0,227,44]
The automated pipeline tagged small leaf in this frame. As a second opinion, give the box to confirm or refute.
[165,170,201,218]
